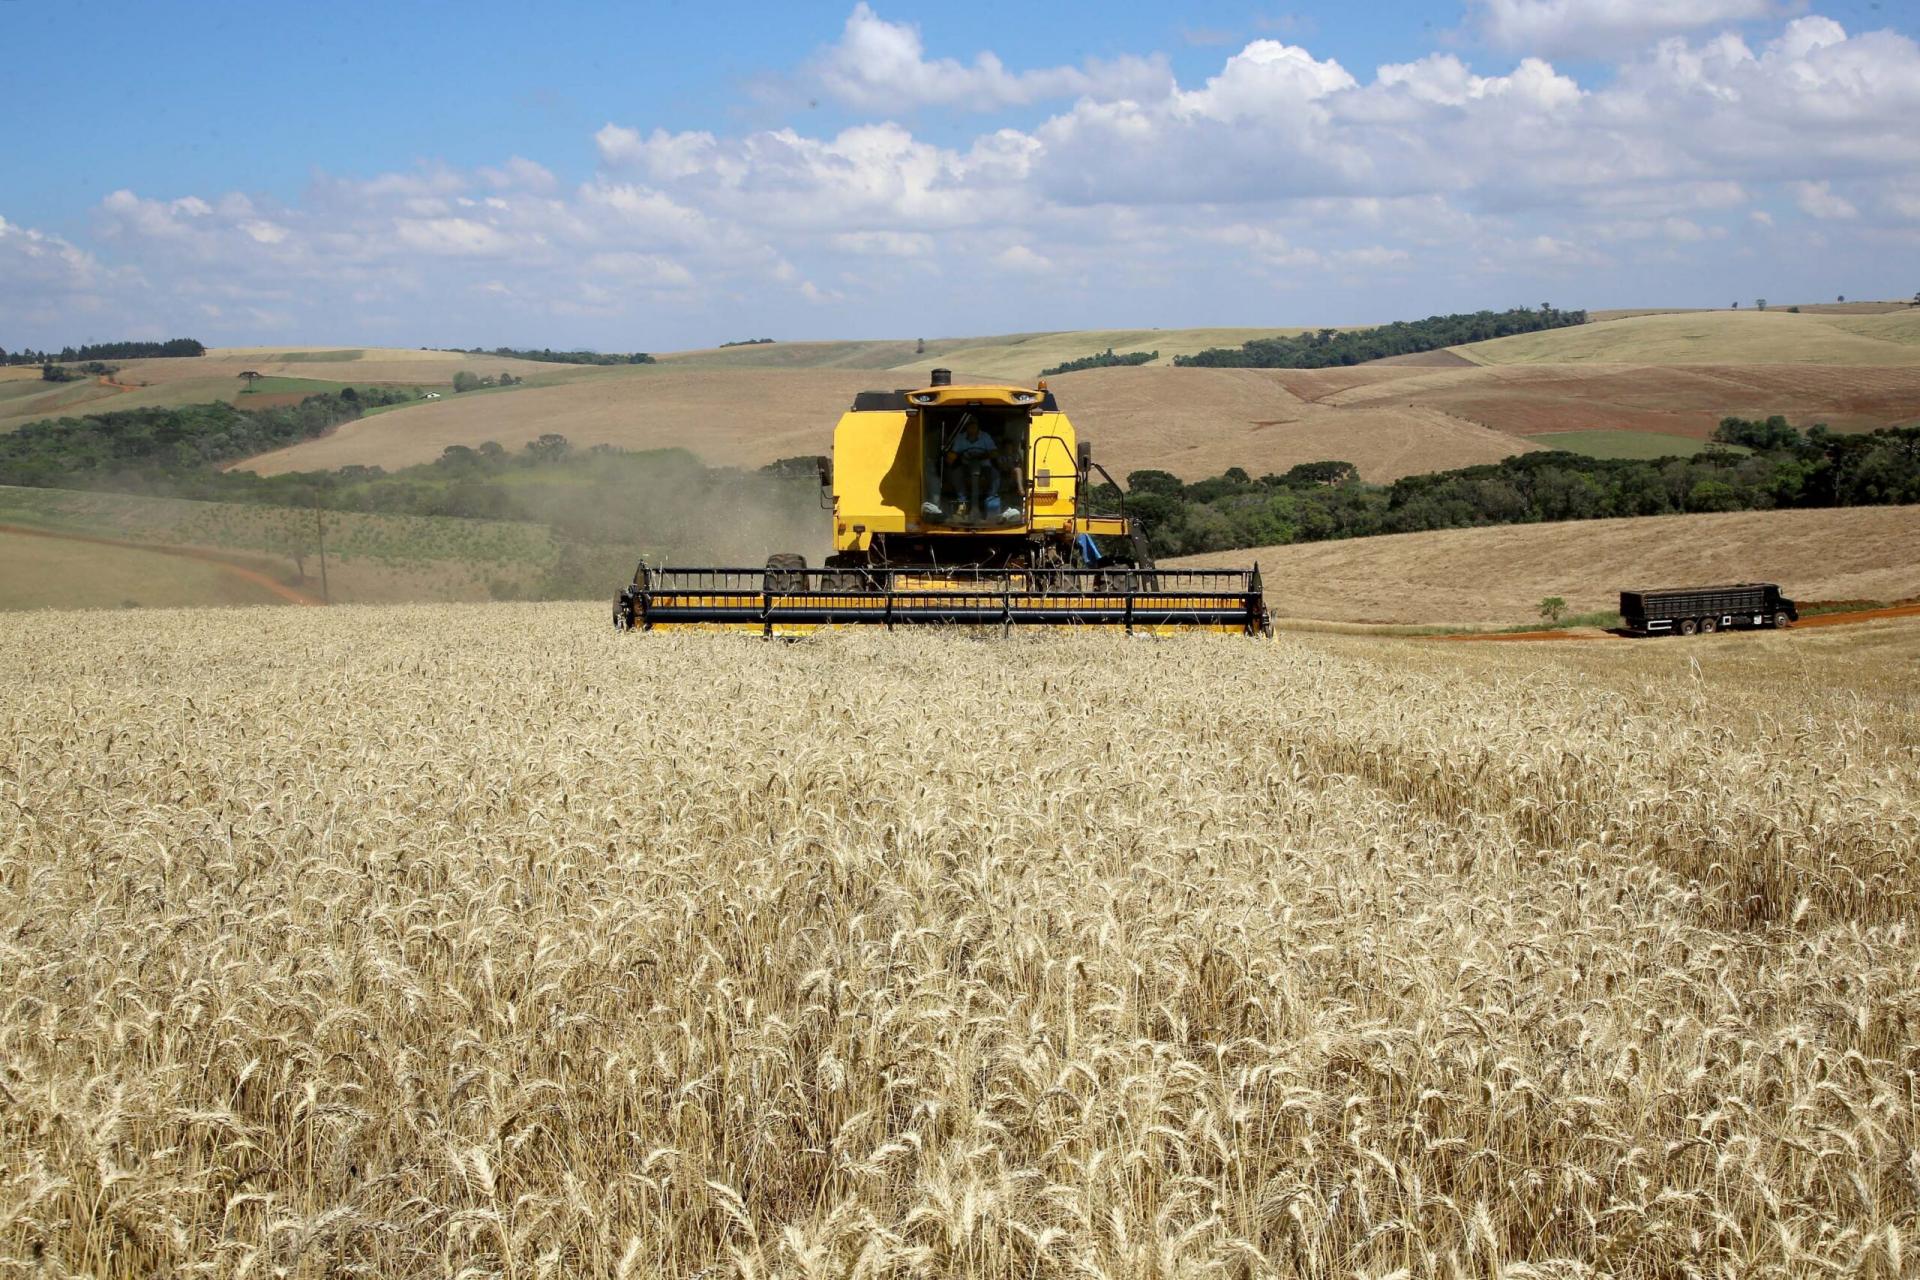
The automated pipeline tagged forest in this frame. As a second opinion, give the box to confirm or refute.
[1173,307,1585,367]
[1100,418,1920,556]
[1,338,205,365]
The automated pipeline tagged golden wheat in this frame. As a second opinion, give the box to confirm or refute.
[1,606,1915,1278]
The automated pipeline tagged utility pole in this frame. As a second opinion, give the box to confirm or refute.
[313,490,330,604]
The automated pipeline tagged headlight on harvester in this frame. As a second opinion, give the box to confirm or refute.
[1011,391,1037,404]
[910,392,937,404]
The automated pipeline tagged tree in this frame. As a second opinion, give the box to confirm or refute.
[1838,295,1845,303]
[1756,298,1767,311]
[916,338,926,354]
[238,370,262,389]
[1538,596,1567,624]
[453,371,480,393]
[1731,301,1739,308]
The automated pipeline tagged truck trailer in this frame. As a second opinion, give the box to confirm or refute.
[1619,583,1797,636]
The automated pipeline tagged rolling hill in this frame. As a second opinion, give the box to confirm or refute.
[0,346,589,433]
[240,363,1533,482]
[1455,307,1920,366]
[652,328,1319,378]
[1173,505,1920,626]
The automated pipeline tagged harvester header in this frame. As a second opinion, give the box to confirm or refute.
[614,369,1269,636]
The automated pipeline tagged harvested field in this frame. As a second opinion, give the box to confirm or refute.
[243,364,1533,482]
[1455,307,1920,366]
[0,347,591,433]
[1270,361,1920,439]
[2,606,1916,1277]
[1174,505,1920,626]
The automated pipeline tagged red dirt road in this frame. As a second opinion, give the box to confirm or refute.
[0,523,324,606]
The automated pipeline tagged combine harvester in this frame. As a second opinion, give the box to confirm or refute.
[613,369,1269,636]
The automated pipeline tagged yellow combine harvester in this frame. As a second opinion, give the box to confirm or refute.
[613,368,1269,636]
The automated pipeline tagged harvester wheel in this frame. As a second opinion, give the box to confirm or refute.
[822,554,868,592]
[765,553,808,594]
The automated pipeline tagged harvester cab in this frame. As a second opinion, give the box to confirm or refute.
[614,370,1270,636]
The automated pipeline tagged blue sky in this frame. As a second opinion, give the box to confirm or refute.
[3,1,1918,348]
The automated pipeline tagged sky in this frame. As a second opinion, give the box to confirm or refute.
[3,0,1918,350]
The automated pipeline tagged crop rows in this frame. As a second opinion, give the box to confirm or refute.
[1,608,1915,1278]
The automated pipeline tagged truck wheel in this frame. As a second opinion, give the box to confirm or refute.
[1773,611,1791,629]
[1679,618,1698,636]
[1700,617,1718,634]
[765,553,807,594]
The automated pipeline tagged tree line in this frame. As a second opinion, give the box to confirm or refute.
[435,346,654,365]
[1172,307,1586,368]
[1101,418,1920,558]
[1,338,205,365]
[1039,348,1157,377]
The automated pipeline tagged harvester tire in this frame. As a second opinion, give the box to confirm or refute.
[822,553,868,592]
[765,553,808,594]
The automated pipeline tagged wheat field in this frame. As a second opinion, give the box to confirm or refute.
[2,607,1916,1278]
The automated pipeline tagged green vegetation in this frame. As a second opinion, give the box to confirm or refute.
[1105,417,1920,557]
[439,346,654,365]
[1529,430,1715,460]
[1174,306,1586,368]
[1039,348,1158,376]
[720,338,776,347]
[1,338,204,366]
[237,376,364,396]
[272,349,364,363]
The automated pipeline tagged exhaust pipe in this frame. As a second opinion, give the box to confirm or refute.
[930,368,952,387]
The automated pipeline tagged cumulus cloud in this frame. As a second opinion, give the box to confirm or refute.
[806,3,1170,111]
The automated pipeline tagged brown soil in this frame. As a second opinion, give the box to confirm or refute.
[0,524,323,606]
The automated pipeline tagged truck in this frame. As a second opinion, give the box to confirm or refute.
[1619,583,1797,636]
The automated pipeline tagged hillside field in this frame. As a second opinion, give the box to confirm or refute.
[233,311,1920,482]
[241,363,1535,482]
[1,606,1915,1277]
[1174,505,1920,625]
[1455,306,1920,366]
[0,346,585,433]
[0,486,560,609]
[0,528,291,609]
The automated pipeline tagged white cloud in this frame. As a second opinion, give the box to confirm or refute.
[992,244,1052,271]
[1792,180,1857,219]
[806,3,1169,111]
[1472,0,1782,57]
